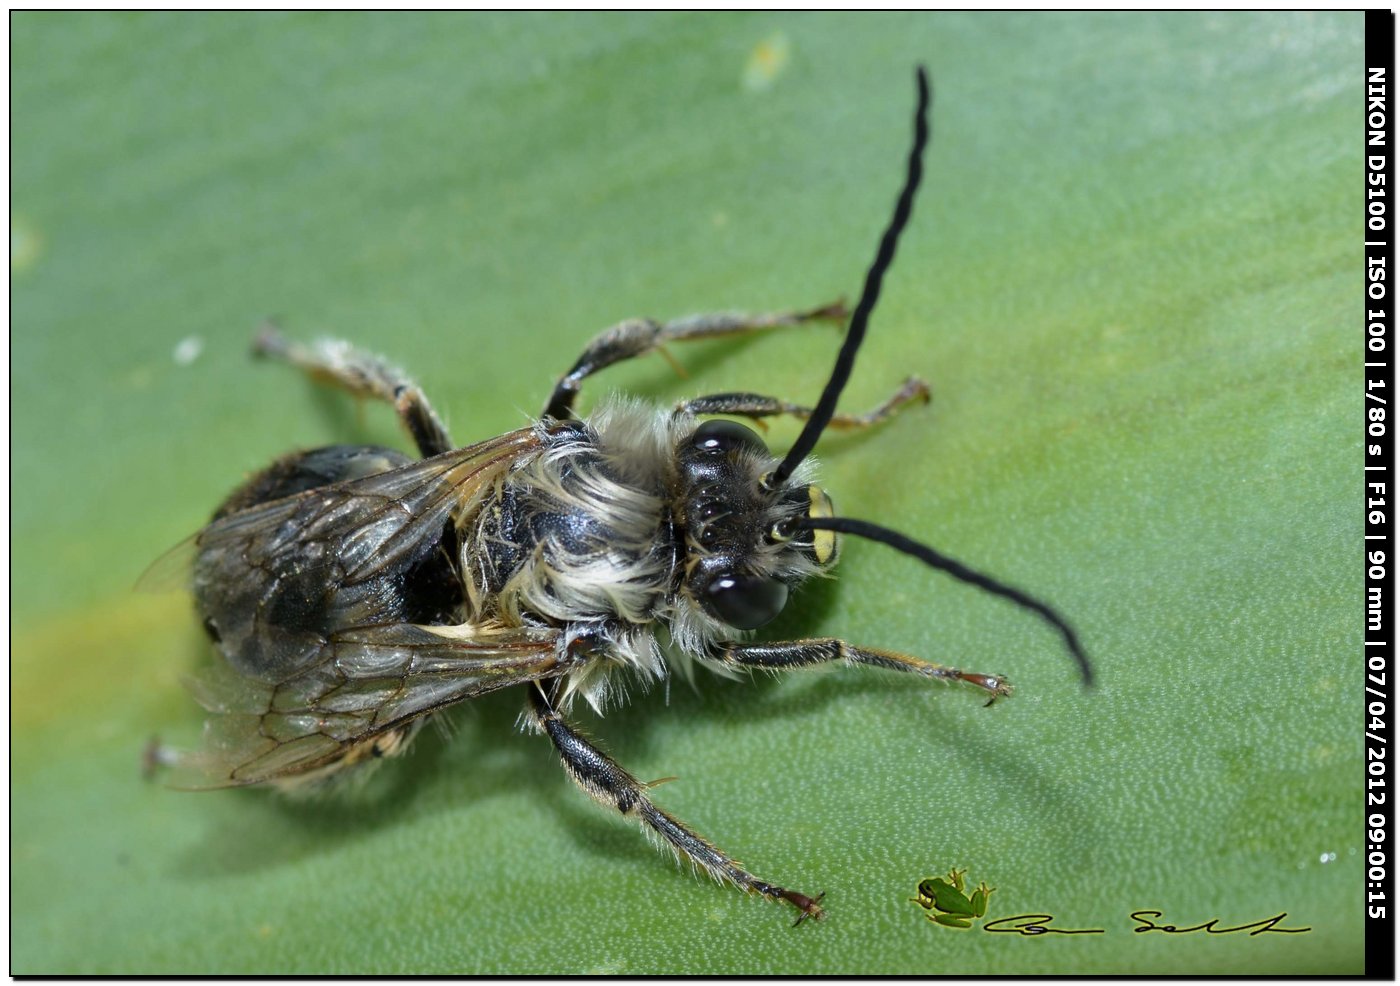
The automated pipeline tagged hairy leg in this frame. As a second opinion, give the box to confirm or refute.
[713,638,1012,705]
[525,684,825,924]
[543,300,848,420]
[254,323,454,457]
[678,375,929,429]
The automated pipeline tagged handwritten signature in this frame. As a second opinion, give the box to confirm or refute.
[978,911,1310,937]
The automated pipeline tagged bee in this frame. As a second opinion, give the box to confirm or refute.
[148,67,1092,925]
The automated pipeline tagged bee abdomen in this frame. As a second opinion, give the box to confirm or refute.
[211,445,414,520]
[196,445,464,682]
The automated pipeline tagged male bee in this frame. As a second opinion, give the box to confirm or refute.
[151,68,1091,925]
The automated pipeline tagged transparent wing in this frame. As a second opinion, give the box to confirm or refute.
[136,533,200,594]
[156,426,556,786]
[190,428,547,683]
[141,428,542,598]
[195,427,541,586]
[172,622,564,788]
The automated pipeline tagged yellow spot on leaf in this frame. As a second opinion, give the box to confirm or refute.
[11,215,42,273]
[743,33,791,91]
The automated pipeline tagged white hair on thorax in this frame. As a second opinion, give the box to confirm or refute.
[467,395,831,716]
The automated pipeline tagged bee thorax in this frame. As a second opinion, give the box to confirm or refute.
[466,405,678,631]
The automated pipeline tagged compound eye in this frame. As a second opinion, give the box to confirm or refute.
[691,419,768,455]
[702,573,789,629]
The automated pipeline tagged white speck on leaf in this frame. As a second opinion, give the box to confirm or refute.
[173,336,204,366]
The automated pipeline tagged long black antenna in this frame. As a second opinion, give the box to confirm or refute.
[768,66,931,488]
[797,515,1095,688]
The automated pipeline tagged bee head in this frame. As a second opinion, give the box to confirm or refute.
[676,418,839,630]
[672,67,1093,687]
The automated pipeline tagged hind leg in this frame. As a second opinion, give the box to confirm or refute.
[253,323,453,457]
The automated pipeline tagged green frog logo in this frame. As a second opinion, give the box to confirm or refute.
[909,868,995,929]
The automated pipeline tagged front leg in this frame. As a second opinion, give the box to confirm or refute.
[525,685,825,925]
[713,638,1012,705]
[542,300,848,420]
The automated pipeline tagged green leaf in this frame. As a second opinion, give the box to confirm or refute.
[12,11,1362,974]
